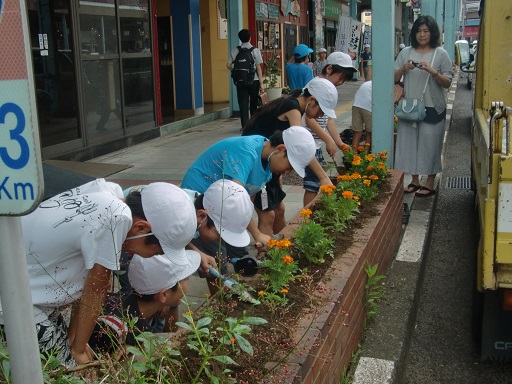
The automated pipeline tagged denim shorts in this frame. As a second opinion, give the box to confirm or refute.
[303,148,324,193]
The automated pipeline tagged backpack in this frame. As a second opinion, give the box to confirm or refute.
[231,46,256,87]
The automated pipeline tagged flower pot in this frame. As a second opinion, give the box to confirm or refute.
[266,87,283,101]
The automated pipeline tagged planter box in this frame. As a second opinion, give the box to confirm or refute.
[265,169,404,383]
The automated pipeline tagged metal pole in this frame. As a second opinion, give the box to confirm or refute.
[371,0,395,166]
[0,217,43,383]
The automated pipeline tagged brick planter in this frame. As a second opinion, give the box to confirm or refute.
[265,169,404,383]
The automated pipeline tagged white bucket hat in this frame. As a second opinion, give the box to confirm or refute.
[203,180,253,247]
[326,51,358,72]
[140,183,197,265]
[128,253,200,295]
[282,126,316,178]
[305,77,338,119]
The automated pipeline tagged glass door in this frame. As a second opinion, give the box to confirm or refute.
[27,0,81,149]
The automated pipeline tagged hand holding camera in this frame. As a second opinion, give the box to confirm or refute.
[411,61,421,68]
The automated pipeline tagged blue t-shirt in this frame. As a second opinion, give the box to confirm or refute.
[181,135,271,196]
[286,63,314,91]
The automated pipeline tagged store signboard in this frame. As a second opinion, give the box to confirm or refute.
[325,0,343,20]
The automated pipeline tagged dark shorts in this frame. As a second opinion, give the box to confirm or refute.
[253,173,286,211]
[303,149,324,193]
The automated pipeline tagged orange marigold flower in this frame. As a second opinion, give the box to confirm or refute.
[282,255,294,264]
[230,337,236,344]
[342,191,354,199]
[300,208,312,218]
[320,185,334,195]
[267,239,279,248]
[366,165,374,171]
[394,115,398,122]
[280,288,289,294]
[369,174,379,180]
[365,142,371,147]
[351,172,362,179]
[354,195,360,201]
[258,290,266,297]
[357,145,365,152]
[340,144,351,152]
[363,179,371,186]
[378,165,386,170]
[365,154,376,161]
[279,239,292,248]
[185,311,194,316]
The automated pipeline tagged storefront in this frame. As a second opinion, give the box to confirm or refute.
[254,0,309,88]
[323,0,348,54]
[27,0,156,159]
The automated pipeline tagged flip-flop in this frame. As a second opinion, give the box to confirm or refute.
[415,186,436,197]
[404,183,421,193]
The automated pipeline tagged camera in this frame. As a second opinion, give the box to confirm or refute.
[411,61,421,68]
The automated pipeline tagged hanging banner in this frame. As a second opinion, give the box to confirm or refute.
[335,16,363,66]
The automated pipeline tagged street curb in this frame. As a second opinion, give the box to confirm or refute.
[352,72,460,384]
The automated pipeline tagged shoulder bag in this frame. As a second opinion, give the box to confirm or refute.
[395,48,438,126]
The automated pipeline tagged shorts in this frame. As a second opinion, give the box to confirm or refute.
[1,310,76,367]
[351,106,372,132]
[303,149,324,193]
[191,237,248,277]
[253,173,286,211]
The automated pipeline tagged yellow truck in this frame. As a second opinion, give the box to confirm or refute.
[470,0,512,360]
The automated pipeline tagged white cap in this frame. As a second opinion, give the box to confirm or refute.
[128,253,200,295]
[317,47,327,53]
[326,52,358,72]
[364,44,370,48]
[282,126,316,178]
[203,180,253,247]
[399,43,405,49]
[140,183,197,265]
[305,77,338,119]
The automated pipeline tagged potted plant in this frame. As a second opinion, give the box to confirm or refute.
[263,48,282,101]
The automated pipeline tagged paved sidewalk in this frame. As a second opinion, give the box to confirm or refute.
[90,77,407,314]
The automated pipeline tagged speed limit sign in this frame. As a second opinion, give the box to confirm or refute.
[0,0,43,215]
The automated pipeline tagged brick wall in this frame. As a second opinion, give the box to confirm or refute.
[266,170,404,383]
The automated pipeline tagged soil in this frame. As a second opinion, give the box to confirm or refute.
[175,177,393,383]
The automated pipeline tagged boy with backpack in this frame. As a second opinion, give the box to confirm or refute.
[227,29,264,131]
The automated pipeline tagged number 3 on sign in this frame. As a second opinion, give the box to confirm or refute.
[0,102,29,170]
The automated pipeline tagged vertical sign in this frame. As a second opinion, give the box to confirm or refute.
[0,0,43,215]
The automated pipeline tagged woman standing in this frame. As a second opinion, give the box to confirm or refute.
[243,77,337,236]
[394,15,453,197]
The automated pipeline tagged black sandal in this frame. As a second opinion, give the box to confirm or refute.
[404,183,421,193]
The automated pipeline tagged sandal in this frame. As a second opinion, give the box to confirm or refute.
[404,183,421,193]
[415,186,436,197]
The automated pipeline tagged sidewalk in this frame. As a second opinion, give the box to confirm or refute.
[90,77,414,315]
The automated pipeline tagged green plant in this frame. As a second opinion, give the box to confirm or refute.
[364,262,385,325]
[293,210,334,264]
[263,48,281,89]
[314,187,359,232]
[260,238,299,292]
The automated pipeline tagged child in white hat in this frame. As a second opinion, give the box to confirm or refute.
[89,252,200,353]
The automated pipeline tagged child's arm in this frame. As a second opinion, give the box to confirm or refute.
[305,115,337,158]
[69,264,112,364]
[326,118,347,149]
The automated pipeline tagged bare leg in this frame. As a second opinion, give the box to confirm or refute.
[352,131,363,149]
[303,190,317,207]
[365,131,372,148]
[272,202,287,234]
[255,206,275,236]
[404,174,421,192]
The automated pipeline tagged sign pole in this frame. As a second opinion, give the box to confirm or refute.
[0,1,45,382]
[0,217,44,383]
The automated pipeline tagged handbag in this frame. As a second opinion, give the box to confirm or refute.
[395,48,438,126]
[393,83,405,105]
